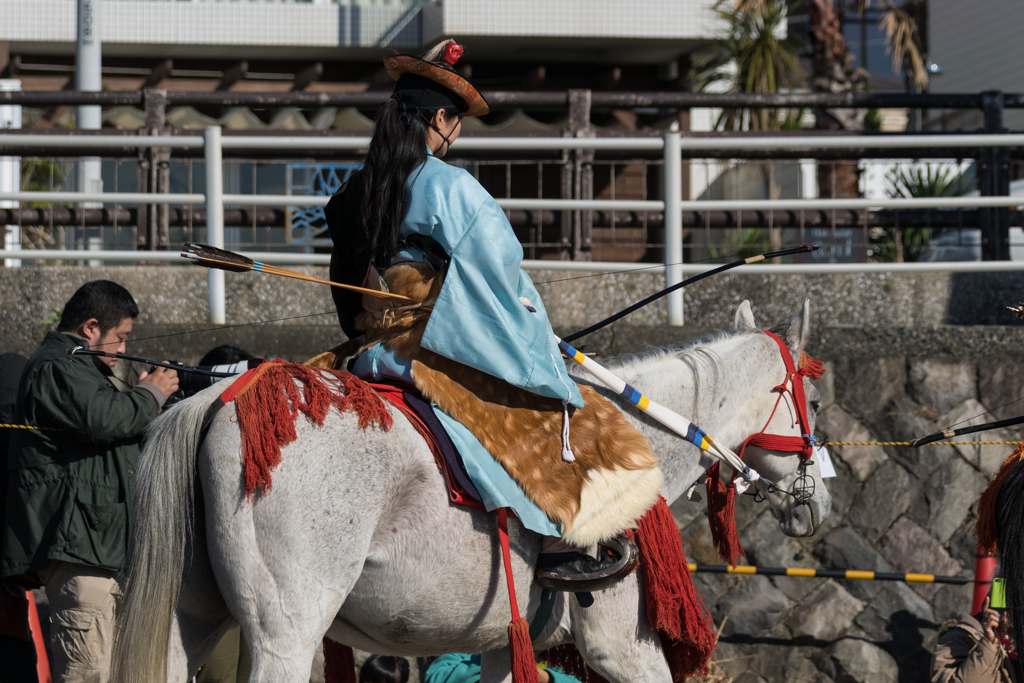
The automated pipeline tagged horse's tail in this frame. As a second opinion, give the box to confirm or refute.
[111,384,226,683]
[996,458,1024,680]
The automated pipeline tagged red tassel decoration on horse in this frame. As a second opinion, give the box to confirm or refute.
[705,464,743,566]
[508,617,539,683]
[221,361,393,498]
[798,351,826,380]
[976,441,1024,553]
[496,508,539,683]
[323,637,357,683]
[635,497,715,681]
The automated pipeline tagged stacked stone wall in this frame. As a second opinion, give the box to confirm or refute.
[672,355,1024,683]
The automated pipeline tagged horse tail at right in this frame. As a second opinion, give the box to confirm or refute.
[996,455,1024,679]
[111,384,226,683]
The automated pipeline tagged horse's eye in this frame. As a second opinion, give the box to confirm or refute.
[810,399,821,413]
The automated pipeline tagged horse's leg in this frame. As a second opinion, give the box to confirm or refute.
[572,573,671,683]
[199,413,386,683]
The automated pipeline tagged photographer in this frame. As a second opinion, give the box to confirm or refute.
[1,280,178,683]
[931,596,1016,683]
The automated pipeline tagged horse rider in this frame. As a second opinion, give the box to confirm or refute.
[325,40,616,579]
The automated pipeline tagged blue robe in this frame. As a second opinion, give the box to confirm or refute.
[402,153,582,409]
[350,151,582,536]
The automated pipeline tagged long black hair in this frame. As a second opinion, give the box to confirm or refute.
[352,97,461,266]
[358,655,410,683]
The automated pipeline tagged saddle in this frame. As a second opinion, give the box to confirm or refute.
[307,262,663,547]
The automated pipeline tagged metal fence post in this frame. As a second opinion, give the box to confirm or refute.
[979,91,1010,260]
[664,132,683,326]
[205,126,225,324]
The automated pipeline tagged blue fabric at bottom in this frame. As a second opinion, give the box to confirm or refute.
[351,343,562,537]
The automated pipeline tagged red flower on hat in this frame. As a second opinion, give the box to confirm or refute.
[442,42,464,66]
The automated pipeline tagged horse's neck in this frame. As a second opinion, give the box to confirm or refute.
[605,337,749,505]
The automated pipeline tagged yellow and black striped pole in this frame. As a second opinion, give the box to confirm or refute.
[688,564,968,585]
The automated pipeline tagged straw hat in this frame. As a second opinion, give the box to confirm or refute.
[384,39,489,117]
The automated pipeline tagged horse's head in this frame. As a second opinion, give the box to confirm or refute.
[727,299,832,538]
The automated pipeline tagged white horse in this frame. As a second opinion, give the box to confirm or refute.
[112,300,831,683]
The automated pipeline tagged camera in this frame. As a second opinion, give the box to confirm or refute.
[163,358,264,406]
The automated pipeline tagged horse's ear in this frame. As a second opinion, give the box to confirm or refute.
[784,299,812,355]
[734,300,756,331]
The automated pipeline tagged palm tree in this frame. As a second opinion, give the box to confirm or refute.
[692,0,806,131]
[872,163,973,262]
[690,0,806,256]
[872,0,929,91]
[807,0,929,198]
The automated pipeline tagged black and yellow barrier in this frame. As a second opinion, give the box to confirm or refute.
[688,564,969,585]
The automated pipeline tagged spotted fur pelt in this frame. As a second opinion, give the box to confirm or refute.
[314,262,663,546]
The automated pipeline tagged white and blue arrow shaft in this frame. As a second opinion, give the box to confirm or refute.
[556,337,761,486]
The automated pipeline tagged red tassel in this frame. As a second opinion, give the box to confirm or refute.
[705,464,743,566]
[976,441,1024,552]
[323,637,357,683]
[509,617,540,683]
[496,508,539,683]
[636,497,715,681]
[798,351,826,380]
[226,362,393,498]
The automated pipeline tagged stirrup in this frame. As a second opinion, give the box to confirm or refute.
[534,534,639,593]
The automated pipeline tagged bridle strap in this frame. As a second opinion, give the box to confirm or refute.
[755,331,814,461]
[732,331,815,467]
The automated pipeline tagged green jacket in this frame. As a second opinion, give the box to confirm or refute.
[1,331,165,585]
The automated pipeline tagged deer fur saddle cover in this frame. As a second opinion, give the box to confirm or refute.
[317,262,663,546]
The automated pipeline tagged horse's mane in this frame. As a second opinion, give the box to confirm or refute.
[569,327,760,379]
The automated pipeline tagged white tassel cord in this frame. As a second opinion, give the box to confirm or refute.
[560,400,575,463]
[547,348,576,463]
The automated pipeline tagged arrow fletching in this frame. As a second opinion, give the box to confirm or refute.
[181,243,255,273]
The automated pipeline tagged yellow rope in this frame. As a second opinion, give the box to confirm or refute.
[826,441,1019,446]
[0,423,62,432]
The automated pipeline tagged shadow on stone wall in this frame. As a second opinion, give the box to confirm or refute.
[946,272,1024,324]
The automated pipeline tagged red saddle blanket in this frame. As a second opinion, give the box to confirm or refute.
[217,360,479,508]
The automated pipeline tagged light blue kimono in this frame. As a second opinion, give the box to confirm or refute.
[352,151,582,537]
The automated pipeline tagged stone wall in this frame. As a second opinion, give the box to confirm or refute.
[673,354,1024,683]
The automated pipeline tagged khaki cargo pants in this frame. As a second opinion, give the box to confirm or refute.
[38,561,119,683]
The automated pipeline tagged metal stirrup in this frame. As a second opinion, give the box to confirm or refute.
[534,534,640,593]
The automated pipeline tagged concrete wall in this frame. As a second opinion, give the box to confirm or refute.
[2,266,1024,361]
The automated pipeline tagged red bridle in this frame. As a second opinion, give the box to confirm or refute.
[736,331,823,464]
[705,332,824,564]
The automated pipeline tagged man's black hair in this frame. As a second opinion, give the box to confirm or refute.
[57,280,139,334]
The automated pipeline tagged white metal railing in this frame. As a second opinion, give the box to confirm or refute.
[7,132,1024,151]
[6,126,1024,324]
[5,249,1024,277]
[0,192,203,204]
[4,194,1024,212]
